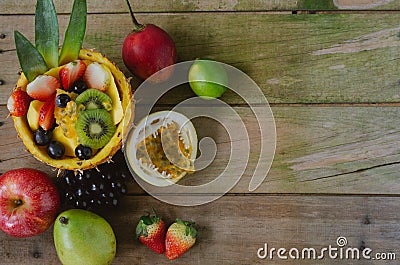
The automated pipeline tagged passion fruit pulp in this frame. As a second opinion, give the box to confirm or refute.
[125,111,198,187]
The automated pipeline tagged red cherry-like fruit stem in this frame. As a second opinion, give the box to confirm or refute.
[125,0,145,32]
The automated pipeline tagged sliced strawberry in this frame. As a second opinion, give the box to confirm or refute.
[59,60,87,91]
[26,75,60,101]
[7,89,32,117]
[84,62,111,92]
[38,94,56,130]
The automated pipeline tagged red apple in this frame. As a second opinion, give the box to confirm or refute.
[122,0,177,82]
[0,168,60,238]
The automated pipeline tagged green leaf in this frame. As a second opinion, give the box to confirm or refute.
[136,222,145,239]
[14,31,48,82]
[151,208,161,223]
[141,215,153,226]
[136,220,149,238]
[185,226,190,236]
[35,0,59,68]
[177,219,197,238]
[190,226,198,238]
[59,0,87,65]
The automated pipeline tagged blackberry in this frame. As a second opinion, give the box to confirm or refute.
[56,153,130,210]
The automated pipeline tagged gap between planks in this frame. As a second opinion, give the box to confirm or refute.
[125,192,400,197]
[2,103,400,108]
[4,9,400,16]
[152,102,400,108]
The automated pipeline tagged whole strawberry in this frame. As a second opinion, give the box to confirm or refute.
[7,89,32,117]
[136,209,166,254]
[165,219,197,260]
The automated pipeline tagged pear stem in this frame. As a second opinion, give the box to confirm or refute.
[59,216,69,225]
[125,0,143,31]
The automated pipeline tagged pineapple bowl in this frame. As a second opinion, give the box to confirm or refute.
[8,0,133,170]
[12,49,132,170]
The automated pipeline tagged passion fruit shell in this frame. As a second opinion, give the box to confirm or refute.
[124,111,198,187]
[12,49,133,170]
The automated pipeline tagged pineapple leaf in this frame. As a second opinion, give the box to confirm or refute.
[59,0,87,65]
[35,0,59,69]
[14,31,48,82]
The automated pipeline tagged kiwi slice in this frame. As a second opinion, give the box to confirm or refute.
[75,109,116,149]
[75,88,112,111]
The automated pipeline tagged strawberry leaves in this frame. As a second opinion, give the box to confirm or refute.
[176,219,197,238]
[35,0,59,69]
[136,209,166,254]
[136,210,198,259]
[165,219,197,260]
[136,208,161,238]
[136,216,152,238]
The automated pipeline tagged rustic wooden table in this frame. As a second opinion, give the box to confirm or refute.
[1,0,399,264]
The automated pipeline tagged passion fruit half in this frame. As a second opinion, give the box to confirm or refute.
[124,111,198,187]
[12,49,132,170]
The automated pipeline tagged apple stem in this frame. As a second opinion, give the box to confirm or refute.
[13,199,23,207]
[125,0,144,31]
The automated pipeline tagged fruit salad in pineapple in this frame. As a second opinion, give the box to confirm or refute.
[7,0,132,170]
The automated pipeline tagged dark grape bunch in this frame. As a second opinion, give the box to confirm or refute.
[57,166,128,210]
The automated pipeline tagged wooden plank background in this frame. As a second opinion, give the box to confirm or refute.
[1,105,400,195]
[1,13,400,104]
[0,196,399,264]
[0,0,399,264]
[1,0,400,13]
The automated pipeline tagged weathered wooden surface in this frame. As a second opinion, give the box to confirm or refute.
[1,0,399,264]
[0,195,399,265]
[1,0,400,13]
[1,13,400,104]
[1,105,399,195]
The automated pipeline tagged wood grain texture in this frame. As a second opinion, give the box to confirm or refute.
[334,0,400,9]
[0,195,398,264]
[1,2,399,264]
[1,106,399,195]
[1,0,400,13]
[1,13,400,105]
